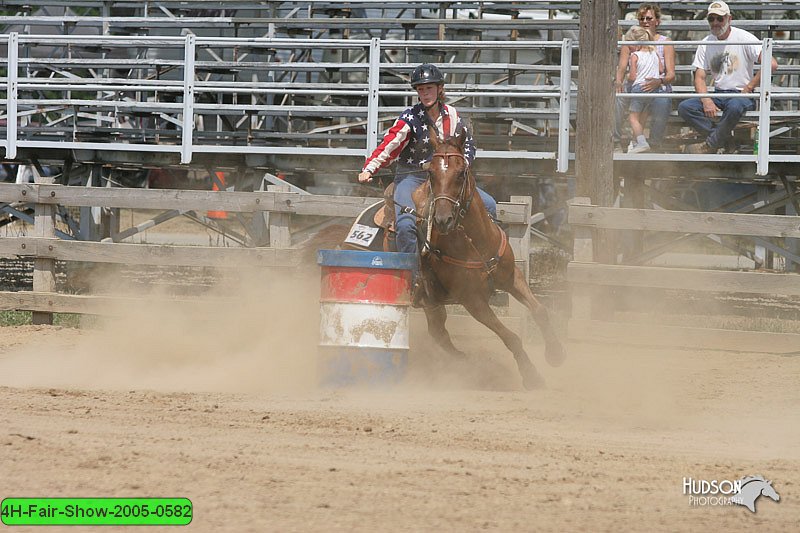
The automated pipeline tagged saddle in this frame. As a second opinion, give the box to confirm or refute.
[343,183,398,251]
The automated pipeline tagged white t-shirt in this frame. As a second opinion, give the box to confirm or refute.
[692,26,761,91]
[631,49,660,87]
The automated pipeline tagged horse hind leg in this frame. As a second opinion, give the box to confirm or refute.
[460,296,545,390]
[424,305,465,358]
[505,267,566,367]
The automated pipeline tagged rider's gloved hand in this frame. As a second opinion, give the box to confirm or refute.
[357,170,373,183]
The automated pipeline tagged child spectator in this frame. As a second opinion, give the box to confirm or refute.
[625,26,663,153]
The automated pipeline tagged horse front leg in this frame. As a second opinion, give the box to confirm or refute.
[423,304,465,358]
[460,295,545,390]
[505,268,566,367]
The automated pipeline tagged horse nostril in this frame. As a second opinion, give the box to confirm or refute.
[435,215,454,232]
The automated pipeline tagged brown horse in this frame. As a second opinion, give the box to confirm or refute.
[412,130,565,389]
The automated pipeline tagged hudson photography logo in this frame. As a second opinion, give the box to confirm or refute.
[683,475,781,512]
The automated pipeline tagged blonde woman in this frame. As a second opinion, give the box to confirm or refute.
[614,4,675,152]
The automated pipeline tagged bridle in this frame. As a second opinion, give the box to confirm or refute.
[428,151,472,232]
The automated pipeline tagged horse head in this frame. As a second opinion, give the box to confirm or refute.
[733,476,781,512]
[761,480,780,502]
[427,130,470,235]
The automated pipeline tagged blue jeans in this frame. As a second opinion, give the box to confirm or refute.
[394,172,497,254]
[677,89,755,149]
[614,84,671,146]
[628,84,651,114]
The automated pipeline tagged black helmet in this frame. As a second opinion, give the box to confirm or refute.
[410,63,445,87]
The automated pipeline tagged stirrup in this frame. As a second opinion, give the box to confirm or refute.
[411,279,428,308]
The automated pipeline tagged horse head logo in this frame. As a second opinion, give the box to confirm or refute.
[731,476,780,513]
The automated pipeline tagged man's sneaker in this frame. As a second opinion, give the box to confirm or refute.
[684,141,716,154]
[628,141,651,154]
[722,138,739,154]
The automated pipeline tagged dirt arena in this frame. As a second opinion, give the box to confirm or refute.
[0,271,798,531]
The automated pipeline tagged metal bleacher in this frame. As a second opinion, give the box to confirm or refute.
[0,0,579,192]
[1,1,800,195]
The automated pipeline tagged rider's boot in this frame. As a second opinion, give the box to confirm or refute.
[410,272,429,308]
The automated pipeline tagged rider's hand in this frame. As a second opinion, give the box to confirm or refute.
[358,170,373,183]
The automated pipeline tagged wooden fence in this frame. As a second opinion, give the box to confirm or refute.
[0,182,533,326]
[567,197,800,353]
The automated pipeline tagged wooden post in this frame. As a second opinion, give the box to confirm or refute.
[787,200,799,273]
[754,183,773,269]
[568,197,594,321]
[620,174,645,261]
[576,0,617,265]
[80,164,103,241]
[248,173,272,247]
[32,176,56,325]
[267,184,292,249]
[508,195,532,341]
[779,174,800,273]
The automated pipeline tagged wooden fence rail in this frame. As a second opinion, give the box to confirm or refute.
[567,197,800,353]
[0,183,532,325]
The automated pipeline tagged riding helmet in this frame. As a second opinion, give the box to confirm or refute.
[410,63,445,87]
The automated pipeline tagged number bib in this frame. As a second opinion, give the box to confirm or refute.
[344,223,380,248]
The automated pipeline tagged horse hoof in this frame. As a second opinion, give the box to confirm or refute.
[545,341,566,367]
[516,357,546,390]
[522,370,546,390]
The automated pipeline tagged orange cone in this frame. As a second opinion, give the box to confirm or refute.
[208,171,228,219]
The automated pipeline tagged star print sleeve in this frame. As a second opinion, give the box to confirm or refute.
[362,117,412,175]
[461,122,477,165]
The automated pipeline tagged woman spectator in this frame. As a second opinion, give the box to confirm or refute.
[614,4,676,153]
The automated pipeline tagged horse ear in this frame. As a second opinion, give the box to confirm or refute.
[454,126,467,150]
[429,130,440,151]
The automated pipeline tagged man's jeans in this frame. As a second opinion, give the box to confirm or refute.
[677,89,755,149]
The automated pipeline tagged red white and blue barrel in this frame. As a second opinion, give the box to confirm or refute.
[317,250,417,386]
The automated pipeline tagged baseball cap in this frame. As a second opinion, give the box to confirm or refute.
[707,1,730,16]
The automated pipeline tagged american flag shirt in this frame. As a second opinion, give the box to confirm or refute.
[362,102,476,176]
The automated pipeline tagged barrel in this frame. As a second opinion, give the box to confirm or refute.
[317,249,417,386]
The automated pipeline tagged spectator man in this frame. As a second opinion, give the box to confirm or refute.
[678,1,778,154]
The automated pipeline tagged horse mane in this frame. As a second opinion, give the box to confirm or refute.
[438,129,467,153]
[431,132,475,187]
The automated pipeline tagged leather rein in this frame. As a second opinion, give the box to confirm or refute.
[425,151,507,273]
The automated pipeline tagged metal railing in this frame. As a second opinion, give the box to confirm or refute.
[0,33,575,170]
[2,32,800,175]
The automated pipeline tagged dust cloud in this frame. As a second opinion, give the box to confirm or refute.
[0,266,321,394]
[1,258,798,465]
